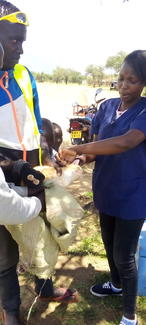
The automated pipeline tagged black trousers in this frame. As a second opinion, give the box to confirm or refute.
[99,213,145,317]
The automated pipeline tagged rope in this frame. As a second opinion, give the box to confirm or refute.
[0,72,27,160]
[26,279,48,324]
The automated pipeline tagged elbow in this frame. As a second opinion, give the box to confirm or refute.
[119,138,137,152]
[120,130,146,152]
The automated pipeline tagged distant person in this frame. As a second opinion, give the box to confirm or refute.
[59,50,146,325]
[0,2,77,325]
[52,122,63,151]
[41,119,63,153]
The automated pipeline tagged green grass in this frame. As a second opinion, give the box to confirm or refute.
[18,192,146,324]
[65,212,146,325]
[82,191,93,200]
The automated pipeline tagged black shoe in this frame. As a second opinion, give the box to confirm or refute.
[90,281,122,297]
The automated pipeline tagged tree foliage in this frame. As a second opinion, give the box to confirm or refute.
[51,67,64,84]
[85,64,104,87]
[32,50,131,85]
[106,51,127,74]
[32,71,51,82]
[52,67,83,84]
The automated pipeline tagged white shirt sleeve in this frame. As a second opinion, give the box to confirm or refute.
[0,168,42,225]
[8,183,28,197]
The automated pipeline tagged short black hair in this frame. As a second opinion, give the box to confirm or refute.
[0,0,19,18]
[124,50,146,85]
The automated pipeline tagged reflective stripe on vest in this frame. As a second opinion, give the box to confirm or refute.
[14,64,42,164]
[14,64,39,135]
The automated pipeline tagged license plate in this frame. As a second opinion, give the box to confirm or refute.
[71,131,82,138]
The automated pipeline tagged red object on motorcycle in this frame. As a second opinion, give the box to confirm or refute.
[70,121,82,130]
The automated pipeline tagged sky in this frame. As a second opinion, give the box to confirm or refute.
[10,0,146,74]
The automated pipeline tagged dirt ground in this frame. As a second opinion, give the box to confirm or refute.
[36,83,118,143]
[19,164,96,325]
[0,163,100,325]
[0,85,119,324]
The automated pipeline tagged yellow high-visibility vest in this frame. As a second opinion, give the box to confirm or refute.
[14,64,42,164]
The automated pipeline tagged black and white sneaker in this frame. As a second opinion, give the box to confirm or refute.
[90,281,122,297]
[119,315,138,325]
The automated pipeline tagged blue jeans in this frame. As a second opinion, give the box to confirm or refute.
[0,265,20,314]
[0,225,20,313]
[99,213,145,317]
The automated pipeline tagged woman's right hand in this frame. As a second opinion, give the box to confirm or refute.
[59,148,77,164]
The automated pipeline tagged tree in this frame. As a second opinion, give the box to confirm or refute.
[106,51,127,74]
[52,67,64,83]
[68,70,83,84]
[32,72,51,82]
[85,64,104,87]
[52,67,83,84]
[62,69,71,85]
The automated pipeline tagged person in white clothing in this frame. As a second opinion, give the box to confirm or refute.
[0,167,42,225]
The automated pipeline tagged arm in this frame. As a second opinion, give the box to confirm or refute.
[0,158,45,187]
[71,129,146,156]
[0,168,41,225]
[60,103,146,162]
[60,129,146,163]
[8,183,28,197]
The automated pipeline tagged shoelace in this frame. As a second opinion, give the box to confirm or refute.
[102,281,111,289]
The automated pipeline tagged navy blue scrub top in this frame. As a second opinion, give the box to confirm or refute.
[91,97,146,220]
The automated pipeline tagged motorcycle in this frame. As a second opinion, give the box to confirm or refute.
[69,116,92,145]
[68,89,105,145]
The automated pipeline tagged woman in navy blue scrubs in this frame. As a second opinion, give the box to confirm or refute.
[60,50,146,325]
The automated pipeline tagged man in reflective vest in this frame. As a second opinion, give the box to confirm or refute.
[0,2,77,324]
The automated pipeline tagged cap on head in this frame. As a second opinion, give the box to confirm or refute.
[0,11,29,25]
[0,1,28,25]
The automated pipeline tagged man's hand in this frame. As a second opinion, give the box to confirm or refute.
[54,152,68,167]
[42,154,63,176]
